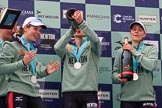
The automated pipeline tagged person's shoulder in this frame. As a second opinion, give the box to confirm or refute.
[114,47,123,57]
[115,46,123,52]
[1,41,15,53]
[144,43,157,51]
[3,41,13,46]
[3,37,20,48]
[144,43,156,48]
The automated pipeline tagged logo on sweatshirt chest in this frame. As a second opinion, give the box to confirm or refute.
[68,55,88,64]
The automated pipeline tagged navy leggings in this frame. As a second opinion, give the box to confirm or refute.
[7,92,47,108]
[121,101,155,108]
[62,91,99,108]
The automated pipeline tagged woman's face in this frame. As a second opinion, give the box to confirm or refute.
[24,25,42,42]
[130,24,146,42]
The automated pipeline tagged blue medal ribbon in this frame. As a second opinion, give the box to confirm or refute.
[133,42,145,72]
[0,38,3,45]
[72,40,89,62]
[20,35,36,75]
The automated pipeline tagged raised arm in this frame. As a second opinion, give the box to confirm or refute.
[36,60,60,78]
[54,29,75,59]
[79,21,102,56]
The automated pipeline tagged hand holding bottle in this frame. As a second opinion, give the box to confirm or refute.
[123,43,133,52]
[122,38,133,52]
[72,10,83,24]
[118,74,128,83]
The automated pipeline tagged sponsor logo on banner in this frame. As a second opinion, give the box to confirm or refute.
[36,10,59,19]
[39,33,56,49]
[39,89,59,99]
[96,31,111,57]
[111,6,135,32]
[37,28,60,54]
[98,91,110,100]
[87,14,110,20]
[113,14,122,23]
[98,84,112,107]
[113,14,134,23]
[138,15,157,23]
[40,33,56,40]
[99,37,110,46]
[21,10,34,16]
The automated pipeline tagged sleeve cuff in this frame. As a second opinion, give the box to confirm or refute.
[45,69,49,75]
[19,60,25,68]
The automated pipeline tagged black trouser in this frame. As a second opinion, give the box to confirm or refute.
[0,96,7,108]
[121,101,155,108]
[7,92,47,108]
[62,91,99,108]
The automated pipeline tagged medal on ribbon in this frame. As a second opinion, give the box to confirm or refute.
[133,42,144,81]
[74,62,81,70]
[31,75,37,84]
[133,73,139,81]
[72,40,88,70]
